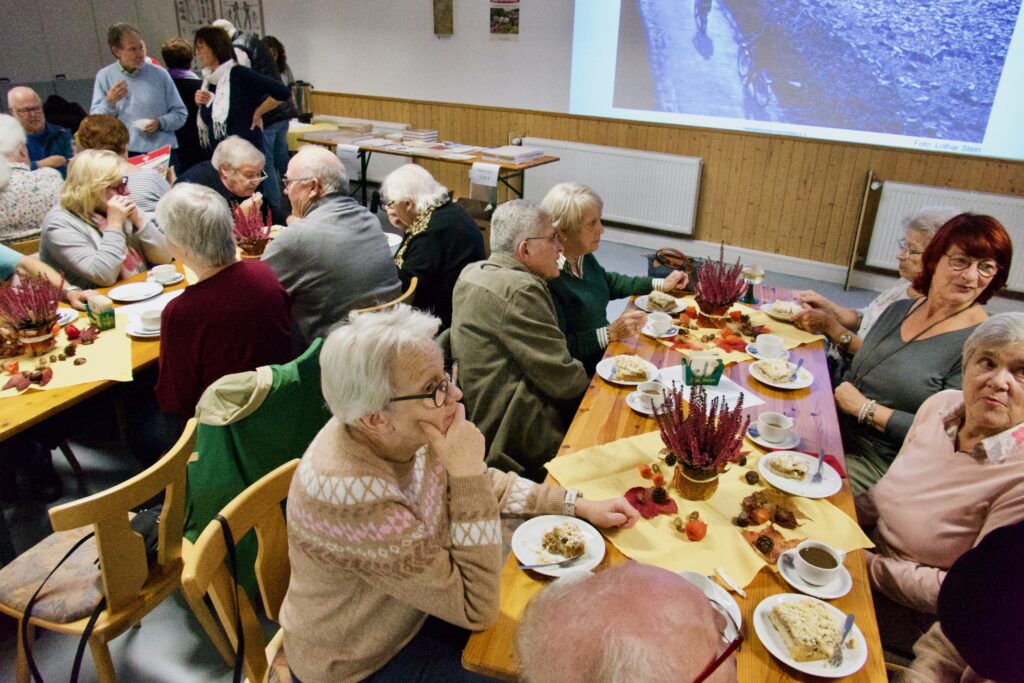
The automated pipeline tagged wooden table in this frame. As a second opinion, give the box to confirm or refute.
[0,267,186,442]
[297,136,559,206]
[463,291,886,681]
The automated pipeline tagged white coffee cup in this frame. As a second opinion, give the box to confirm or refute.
[755,333,785,358]
[140,310,162,332]
[792,540,845,586]
[636,381,668,412]
[647,312,674,335]
[151,264,178,284]
[757,411,793,443]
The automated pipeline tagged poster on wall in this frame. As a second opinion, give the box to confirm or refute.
[434,0,454,36]
[175,0,265,38]
[490,0,519,35]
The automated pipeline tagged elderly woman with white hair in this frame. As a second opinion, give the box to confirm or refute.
[153,183,292,417]
[0,113,64,244]
[381,164,485,328]
[280,304,637,683]
[855,312,1024,653]
[178,134,286,224]
[541,182,688,374]
[39,149,171,288]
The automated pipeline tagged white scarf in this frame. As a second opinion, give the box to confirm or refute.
[197,60,235,148]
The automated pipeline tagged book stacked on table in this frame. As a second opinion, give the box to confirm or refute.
[303,130,372,145]
[402,128,438,143]
[482,145,545,164]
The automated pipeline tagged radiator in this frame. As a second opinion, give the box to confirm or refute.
[521,137,702,234]
[868,181,1024,292]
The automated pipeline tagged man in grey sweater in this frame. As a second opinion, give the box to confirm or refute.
[262,145,401,347]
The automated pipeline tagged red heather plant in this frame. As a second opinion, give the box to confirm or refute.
[654,383,749,474]
[695,243,746,312]
[232,203,272,245]
[0,274,62,328]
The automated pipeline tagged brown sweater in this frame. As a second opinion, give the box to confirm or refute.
[279,419,569,683]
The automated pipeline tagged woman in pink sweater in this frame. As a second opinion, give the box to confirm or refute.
[855,312,1024,654]
[280,304,639,683]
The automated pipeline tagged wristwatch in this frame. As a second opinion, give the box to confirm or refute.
[837,332,854,349]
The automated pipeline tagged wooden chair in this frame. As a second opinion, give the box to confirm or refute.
[353,275,418,314]
[0,419,198,683]
[180,459,299,683]
[7,238,40,256]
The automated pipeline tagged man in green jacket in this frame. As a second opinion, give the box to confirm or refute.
[451,200,589,481]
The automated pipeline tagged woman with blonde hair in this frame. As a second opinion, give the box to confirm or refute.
[40,149,171,287]
[76,114,171,212]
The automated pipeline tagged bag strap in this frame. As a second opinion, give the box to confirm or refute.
[215,513,244,683]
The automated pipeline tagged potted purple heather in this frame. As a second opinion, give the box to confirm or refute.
[232,202,273,258]
[694,243,747,319]
[654,383,749,501]
[0,274,62,357]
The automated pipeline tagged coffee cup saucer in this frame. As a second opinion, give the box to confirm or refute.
[746,425,800,450]
[777,549,852,600]
[641,323,678,339]
[148,272,184,286]
[745,343,790,362]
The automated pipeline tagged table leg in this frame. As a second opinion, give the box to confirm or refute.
[358,150,372,206]
[497,169,525,199]
[0,508,15,566]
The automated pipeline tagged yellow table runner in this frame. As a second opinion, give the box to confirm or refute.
[546,430,873,587]
[0,310,133,399]
[657,295,823,366]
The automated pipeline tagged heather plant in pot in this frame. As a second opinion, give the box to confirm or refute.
[233,202,273,257]
[0,274,62,356]
[654,383,749,501]
[694,243,746,317]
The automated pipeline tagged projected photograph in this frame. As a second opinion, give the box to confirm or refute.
[612,0,1020,143]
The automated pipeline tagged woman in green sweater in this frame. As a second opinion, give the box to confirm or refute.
[543,182,688,374]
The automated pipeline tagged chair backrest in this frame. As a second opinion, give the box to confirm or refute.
[47,418,197,614]
[180,458,299,683]
[353,276,418,314]
[7,238,40,256]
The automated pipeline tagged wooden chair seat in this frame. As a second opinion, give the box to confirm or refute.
[353,276,418,314]
[265,628,292,683]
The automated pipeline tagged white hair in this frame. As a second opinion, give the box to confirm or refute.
[489,199,551,254]
[0,114,26,157]
[211,135,264,171]
[212,18,236,34]
[380,164,449,213]
[291,145,347,194]
[156,183,237,268]
[320,305,442,425]
[963,312,1024,366]
[902,206,962,240]
[541,182,603,237]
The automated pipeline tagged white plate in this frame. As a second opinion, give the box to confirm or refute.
[745,343,790,362]
[596,357,659,386]
[107,281,163,303]
[510,515,604,577]
[777,550,852,600]
[385,232,403,255]
[677,571,742,641]
[753,593,867,677]
[760,302,801,321]
[641,324,679,339]
[635,294,684,314]
[626,390,659,416]
[124,323,160,338]
[749,361,814,390]
[758,451,842,498]
[746,425,801,451]
[148,272,184,286]
[56,308,79,326]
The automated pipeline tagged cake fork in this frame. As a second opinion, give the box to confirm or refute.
[829,613,856,667]
[517,555,585,570]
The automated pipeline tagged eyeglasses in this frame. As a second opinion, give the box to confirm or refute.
[107,176,129,193]
[946,253,999,278]
[896,239,924,257]
[282,176,313,188]
[390,361,459,408]
[692,598,743,683]
[230,169,268,184]
[11,106,42,115]
[523,232,561,246]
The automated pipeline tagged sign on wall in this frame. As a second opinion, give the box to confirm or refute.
[175,0,265,38]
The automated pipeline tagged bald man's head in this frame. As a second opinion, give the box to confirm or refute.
[7,87,44,134]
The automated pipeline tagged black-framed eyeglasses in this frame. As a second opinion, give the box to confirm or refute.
[282,176,313,188]
[946,253,999,278]
[11,105,42,115]
[896,239,923,257]
[389,361,459,407]
[523,231,561,246]
[692,598,743,683]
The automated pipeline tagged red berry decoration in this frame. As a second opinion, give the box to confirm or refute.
[639,464,653,479]
[64,324,80,340]
[684,518,708,541]
[652,472,665,487]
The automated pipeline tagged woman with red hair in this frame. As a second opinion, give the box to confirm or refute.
[835,213,1013,494]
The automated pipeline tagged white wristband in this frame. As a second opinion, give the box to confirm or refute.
[564,489,582,517]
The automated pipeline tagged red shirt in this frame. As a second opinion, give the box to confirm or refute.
[156,260,293,416]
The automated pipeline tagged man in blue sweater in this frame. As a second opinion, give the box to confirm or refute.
[6,87,73,178]
[90,23,187,157]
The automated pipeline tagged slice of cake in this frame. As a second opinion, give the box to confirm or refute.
[769,453,809,481]
[541,521,586,559]
[614,355,650,382]
[756,358,795,382]
[647,290,678,312]
[768,599,840,662]
[771,300,801,318]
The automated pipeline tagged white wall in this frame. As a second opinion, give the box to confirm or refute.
[262,0,573,112]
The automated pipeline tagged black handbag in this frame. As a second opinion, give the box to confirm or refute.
[646,248,697,290]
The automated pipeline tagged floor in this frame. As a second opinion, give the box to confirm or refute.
[0,234,1017,682]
